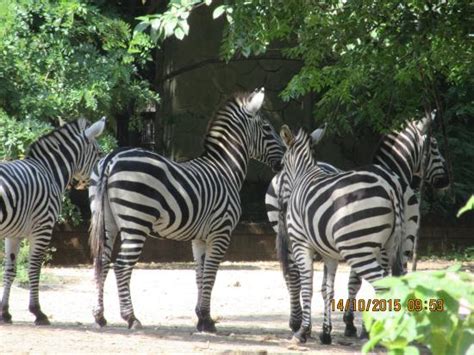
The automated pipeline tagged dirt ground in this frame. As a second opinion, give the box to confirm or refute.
[0,260,470,354]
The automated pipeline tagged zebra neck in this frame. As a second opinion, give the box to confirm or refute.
[202,133,250,190]
[373,128,420,187]
[27,150,73,192]
[288,156,318,187]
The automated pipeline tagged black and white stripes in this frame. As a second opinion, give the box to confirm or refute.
[269,116,449,343]
[277,126,405,344]
[88,89,284,330]
[0,118,105,325]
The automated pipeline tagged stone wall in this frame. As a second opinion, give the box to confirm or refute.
[155,5,377,175]
[152,5,378,221]
[50,220,473,266]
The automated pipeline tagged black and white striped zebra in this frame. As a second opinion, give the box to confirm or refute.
[88,89,284,331]
[0,118,105,325]
[278,125,406,344]
[343,115,449,336]
[266,117,449,338]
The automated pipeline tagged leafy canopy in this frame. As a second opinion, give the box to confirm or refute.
[0,0,158,125]
[217,0,473,133]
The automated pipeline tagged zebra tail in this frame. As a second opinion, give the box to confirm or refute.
[390,189,405,276]
[276,201,291,277]
[89,152,116,277]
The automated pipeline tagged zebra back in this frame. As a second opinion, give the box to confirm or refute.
[26,118,105,191]
[373,119,449,190]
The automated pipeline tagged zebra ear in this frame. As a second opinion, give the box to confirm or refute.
[246,88,265,115]
[84,117,106,139]
[310,125,326,145]
[280,125,295,148]
[58,117,66,127]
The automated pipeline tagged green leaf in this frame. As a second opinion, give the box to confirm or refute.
[403,346,420,355]
[133,21,149,33]
[212,5,226,19]
[457,195,474,217]
[164,18,178,37]
[174,26,185,40]
[374,276,402,288]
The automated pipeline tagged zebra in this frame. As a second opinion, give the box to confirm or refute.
[0,117,105,325]
[88,88,284,331]
[266,116,449,338]
[343,116,449,337]
[278,125,406,344]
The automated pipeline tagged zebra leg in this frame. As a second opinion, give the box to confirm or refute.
[192,239,206,331]
[284,251,303,333]
[0,238,21,324]
[343,269,361,337]
[113,234,145,330]
[348,258,385,340]
[291,246,314,344]
[27,233,52,325]
[92,230,117,328]
[195,235,231,333]
[320,259,337,345]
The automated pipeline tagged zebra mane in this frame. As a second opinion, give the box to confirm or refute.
[372,119,421,161]
[26,118,89,158]
[203,92,252,143]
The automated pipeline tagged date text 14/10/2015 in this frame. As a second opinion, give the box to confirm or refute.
[330,298,445,312]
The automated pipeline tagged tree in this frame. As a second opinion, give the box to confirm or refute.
[0,0,159,224]
[136,0,473,216]
[0,0,158,142]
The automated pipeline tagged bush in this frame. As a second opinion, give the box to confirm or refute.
[363,265,473,355]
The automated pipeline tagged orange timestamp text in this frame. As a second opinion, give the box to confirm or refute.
[330,298,445,312]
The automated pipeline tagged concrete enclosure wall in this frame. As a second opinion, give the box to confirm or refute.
[50,220,472,265]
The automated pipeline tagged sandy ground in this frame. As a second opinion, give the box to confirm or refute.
[0,260,469,354]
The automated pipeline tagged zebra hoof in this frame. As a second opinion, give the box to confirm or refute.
[289,319,302,333]
[197,318,216,333]
[0,312,12,324]
[35,315,51,326]
[95,316,107,328]
[319,332,332,345]
[128,318,143,330]
[292,327,310,343]
[360,326,369,340]
[344,324,357,337]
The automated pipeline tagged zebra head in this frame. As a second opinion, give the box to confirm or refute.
[73,117,106,184]
[280,126,320,181]
[414,116,450,190]
[243,88,284,172]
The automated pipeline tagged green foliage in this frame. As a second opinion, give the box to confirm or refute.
[97,132,118,154]
[0,0,157,225]
[211,0,473,216]
[57,192,83,227]
[218,1,473,133]
[363,265,474,355]
[135,0,214,43]
[0,0,158,124]
[457,195,474,217]
[0,110,52,160]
